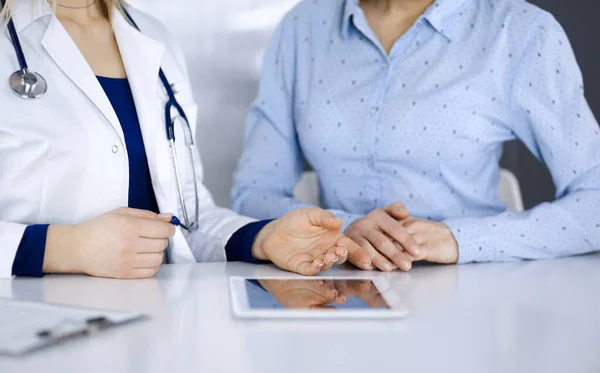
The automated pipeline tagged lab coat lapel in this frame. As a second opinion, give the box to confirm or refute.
[41,16,125,144]
[112,11,165,198]
[112,12,197,264]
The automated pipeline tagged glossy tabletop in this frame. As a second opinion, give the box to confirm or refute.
[1,253,600,373]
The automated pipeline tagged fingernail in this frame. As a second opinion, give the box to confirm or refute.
[158,213,173,219]
[340,250,347,256]
[383,263,394,272]
[318,262,324,268]
[333,256,339,262]
[340,295,347,302]
[413,246,421,256]
[390,264,398,271]
[332,289,338,295]
[401,261,412,271]
[334,218,344,225]
[362,262,373,270]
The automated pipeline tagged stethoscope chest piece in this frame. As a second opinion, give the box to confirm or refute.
[10,69,47,99]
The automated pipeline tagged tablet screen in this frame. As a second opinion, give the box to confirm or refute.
[244,279,391,310]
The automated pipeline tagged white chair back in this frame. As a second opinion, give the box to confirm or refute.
[294,169,524,212]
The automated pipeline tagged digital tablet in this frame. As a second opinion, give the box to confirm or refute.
[229,277,408,319]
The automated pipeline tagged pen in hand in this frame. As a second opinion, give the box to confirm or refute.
[170,216,189,231]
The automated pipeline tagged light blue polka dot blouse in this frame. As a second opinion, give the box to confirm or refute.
[231,0,600,263]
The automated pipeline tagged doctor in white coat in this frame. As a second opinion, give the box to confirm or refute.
[0,0,373,279]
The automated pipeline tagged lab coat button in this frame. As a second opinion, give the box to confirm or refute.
[112,145,119,154]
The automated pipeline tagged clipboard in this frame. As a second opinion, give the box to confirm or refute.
[0,298,146,356]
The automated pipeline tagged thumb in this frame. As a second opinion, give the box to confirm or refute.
[385,202,410,220]
[305,209,344,231]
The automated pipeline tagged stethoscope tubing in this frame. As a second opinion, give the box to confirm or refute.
[1,0,29,71]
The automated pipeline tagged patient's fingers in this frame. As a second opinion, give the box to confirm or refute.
[344,238,374,271]
[359,237,397,272]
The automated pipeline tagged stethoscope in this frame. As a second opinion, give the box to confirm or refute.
[2,3,199,232]
[2,0,48,99]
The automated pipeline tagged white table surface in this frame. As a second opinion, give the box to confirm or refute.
[1,254,600,373]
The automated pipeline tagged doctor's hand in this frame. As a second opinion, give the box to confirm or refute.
[258,279,344,309]
[43,208,176,279]
[345,202,421,272]
[251,208,372,276]
[334,279,389,308]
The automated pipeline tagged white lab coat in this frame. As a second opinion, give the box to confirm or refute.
[0,1,254,278]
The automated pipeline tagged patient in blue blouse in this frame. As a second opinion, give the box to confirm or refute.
[232,0,600,272]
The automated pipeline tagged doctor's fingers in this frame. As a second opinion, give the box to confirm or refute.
[306,239,341,271]
[289,253,325,276]
[330,234,361,265]
[309,304,337,310]
[133,253,165,269]
[319,250,341,271]
[322,246,347,269]
[334,280,350,304]
[134,218,176,239]
[124,267,160,279]
[135,238,169,253]
[302,208,344,231]
[311,280,338,300]
[347,279,374,295]
[320,241,351,271]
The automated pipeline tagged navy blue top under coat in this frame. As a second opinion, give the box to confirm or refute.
[97,76,160,213]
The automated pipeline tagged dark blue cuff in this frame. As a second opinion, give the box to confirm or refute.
[225,220,274,264]
[12,224,49,277]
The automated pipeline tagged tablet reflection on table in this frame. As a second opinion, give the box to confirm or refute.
[246,279,391,310]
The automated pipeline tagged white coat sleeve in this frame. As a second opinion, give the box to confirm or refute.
[0,223,27,278]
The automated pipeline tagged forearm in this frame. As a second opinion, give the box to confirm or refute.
[0,221,27,278]
[42,225,82,274]
[445,190,600,263]
[9,223,81,277]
